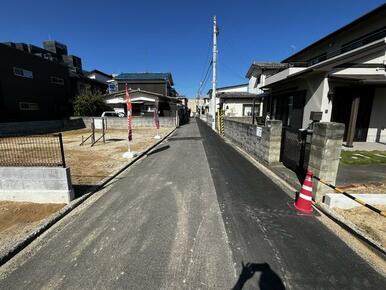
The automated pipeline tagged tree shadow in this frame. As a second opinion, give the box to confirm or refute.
[232,262,285,290]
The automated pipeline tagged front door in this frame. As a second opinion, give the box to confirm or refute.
[331,87,374,141]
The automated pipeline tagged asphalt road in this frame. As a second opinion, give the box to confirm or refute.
[0,119,385,289]
[196,119,385,290]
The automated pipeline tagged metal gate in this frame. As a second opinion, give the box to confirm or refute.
[280,127,312,175]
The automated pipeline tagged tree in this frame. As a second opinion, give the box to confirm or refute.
[73,88,110,116]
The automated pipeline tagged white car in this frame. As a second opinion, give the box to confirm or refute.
[101,111,125,117]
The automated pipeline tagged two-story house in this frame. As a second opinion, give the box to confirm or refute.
[104,72,180,116]
[260,4,386,146]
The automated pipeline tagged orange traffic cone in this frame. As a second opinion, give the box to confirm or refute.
[294,169,314,213]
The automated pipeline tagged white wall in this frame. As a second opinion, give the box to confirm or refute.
[301,74,332,128]
[367,88,386,142]
[223,99,255,117]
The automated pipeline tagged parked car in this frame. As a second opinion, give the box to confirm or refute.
[101,111,125,117]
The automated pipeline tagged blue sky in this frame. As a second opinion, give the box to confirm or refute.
[0,0,384,97]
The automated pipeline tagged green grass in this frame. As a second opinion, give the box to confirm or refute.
[340,150,386,165]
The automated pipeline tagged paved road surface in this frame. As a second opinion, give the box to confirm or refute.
[0,119,385,289]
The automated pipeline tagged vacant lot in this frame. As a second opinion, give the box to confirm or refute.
[63,127,172,186]
[0,126,173,254]
[335,205,386,248]
[0,201,64,254]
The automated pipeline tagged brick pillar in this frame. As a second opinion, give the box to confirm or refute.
[262,120,282,165]
[309,122,345,202]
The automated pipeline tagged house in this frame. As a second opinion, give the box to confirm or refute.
[113,72,177,98]
[103,72,182,117]
[104,89,180,117]
[206,83,259,117]
[85,69,113,84]
[260,4,386,146]
[0,40,107,122]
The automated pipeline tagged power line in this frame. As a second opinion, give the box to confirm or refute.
[198,60,212,96]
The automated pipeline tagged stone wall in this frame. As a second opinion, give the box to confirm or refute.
[224,118,282,165]
[308,122,345,202]
[225,116,253,124]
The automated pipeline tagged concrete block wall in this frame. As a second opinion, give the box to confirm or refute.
[308,122,345,202]
[0,167,74,204]
[224,118,282,165]
[0,120,65,136]
[72,116,177,129]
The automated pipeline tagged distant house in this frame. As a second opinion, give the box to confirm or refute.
[85,69,113,84]
[259,4,386,146]
[206,84,259,117]
[104,89,179,117]
[113,72,177,97]
[103,72,180,116]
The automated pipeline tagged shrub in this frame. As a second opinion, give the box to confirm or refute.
[73,88,109,116]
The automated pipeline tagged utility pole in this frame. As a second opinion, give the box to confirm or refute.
[211,15,218,130]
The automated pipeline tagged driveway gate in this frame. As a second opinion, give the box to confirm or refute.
[280,127,312,175]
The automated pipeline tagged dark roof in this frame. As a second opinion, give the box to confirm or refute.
[217,92,257,99]
[246,62,289,78]
[115,72,174,85]
[86,69,112,78]
[282,3,386,62]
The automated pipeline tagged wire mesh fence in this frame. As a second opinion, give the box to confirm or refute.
[0,133,66,167]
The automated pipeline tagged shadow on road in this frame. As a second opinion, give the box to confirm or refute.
[168,137,202,141]
[232,262,285,290]
[147,145,170,156]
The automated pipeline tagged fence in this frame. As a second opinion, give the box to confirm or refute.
[0,133,66,167]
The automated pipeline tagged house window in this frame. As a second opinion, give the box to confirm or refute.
[13,67,33,79]
[243,105,253,116]
[19,102,39,111]
[50,76,64,85]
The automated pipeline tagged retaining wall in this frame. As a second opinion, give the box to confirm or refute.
[0,167,74,204]
[224,118,282,165]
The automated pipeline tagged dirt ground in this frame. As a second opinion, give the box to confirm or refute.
[0,126,173,255]
[63,127,172,185]
[0,201,64,254]
[334,205,386,248]
[339,182,386,194]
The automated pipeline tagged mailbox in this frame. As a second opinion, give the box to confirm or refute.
[310,111,322,122]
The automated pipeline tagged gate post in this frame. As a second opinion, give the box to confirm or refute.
[308,122,345,202]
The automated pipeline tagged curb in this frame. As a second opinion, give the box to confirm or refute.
[198,118,386,260]
[0,128,176,267]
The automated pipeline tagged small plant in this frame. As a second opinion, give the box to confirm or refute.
[73,88,110,116]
